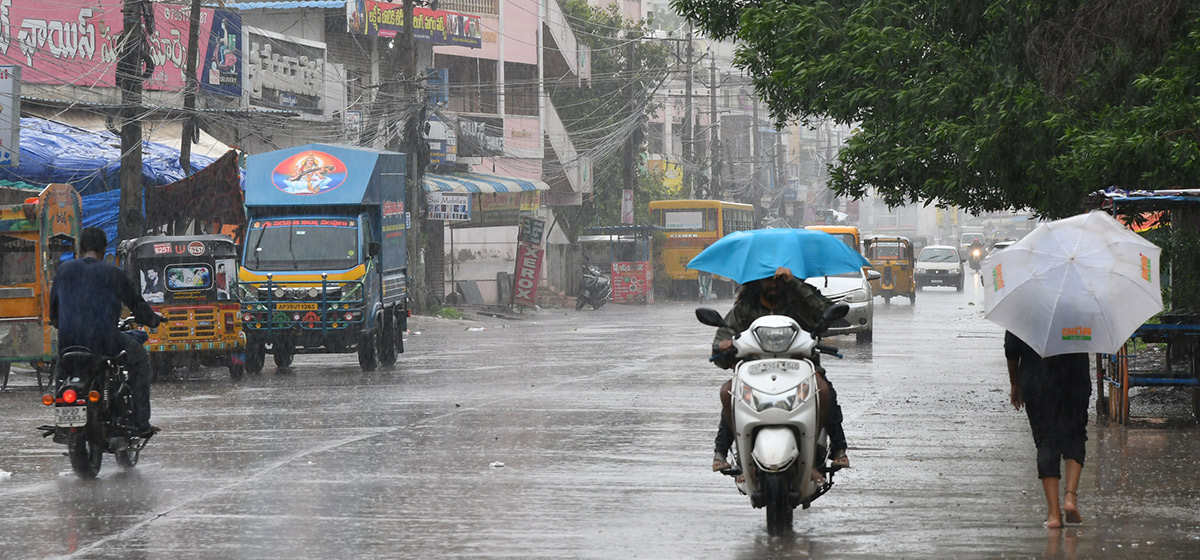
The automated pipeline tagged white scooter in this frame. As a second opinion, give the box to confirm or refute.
[696,303,850,536]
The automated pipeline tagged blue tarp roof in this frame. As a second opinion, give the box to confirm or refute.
[0,117,217,253]
[1,117,215,196]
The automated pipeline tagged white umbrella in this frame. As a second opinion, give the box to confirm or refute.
[981,211,1163,357]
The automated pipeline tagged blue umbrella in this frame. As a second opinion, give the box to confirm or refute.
[686,228,869,284]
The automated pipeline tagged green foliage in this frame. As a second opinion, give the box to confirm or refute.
[671,0,1200,218]
[550,1,679,241]
[430,305,464,320]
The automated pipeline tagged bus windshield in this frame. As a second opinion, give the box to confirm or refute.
[661,209,710,231]
[244,221,360,271]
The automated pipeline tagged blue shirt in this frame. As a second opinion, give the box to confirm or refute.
[50,257,157,356]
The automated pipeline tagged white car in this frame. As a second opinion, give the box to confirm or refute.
[806,268,881,343]
[915,245,964,291]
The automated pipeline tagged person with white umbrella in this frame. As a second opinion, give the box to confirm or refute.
[983,211,1164,529]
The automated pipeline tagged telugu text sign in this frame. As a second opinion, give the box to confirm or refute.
[611,261,653,305]
[347,2,482,48]
[0,0,241,95]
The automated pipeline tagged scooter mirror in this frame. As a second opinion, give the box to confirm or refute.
[695,308,725,327]
[822,302,850,324]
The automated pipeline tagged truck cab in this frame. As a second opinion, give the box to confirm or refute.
[238,145,408,373]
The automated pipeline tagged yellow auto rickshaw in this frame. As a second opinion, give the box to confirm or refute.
[863,235,917,304]
[116,235,245,381]
[0,183,81,391]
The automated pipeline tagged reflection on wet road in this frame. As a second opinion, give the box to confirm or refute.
[1,271,1198,558]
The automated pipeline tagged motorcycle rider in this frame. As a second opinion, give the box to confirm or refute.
[711,267,851,472]
[49,227,164,436]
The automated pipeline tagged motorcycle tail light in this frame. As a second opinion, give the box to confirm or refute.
[62,389,78,404]
[88,391,101,403]
[42,394,54,406]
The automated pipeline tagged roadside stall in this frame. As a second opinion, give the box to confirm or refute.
[580,225,658,305]
[0,183,82,390]
[1090,189,1200,423]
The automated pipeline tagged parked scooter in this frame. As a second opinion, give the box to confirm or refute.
[696,303,850,536]
[37,320,158,479]
[576,264,612,310]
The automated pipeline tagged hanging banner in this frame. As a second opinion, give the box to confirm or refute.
[0,0,242,95]
[347,1,483,48]
[621,190,634,224]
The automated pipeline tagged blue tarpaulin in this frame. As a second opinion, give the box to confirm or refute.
[0,117,216,253]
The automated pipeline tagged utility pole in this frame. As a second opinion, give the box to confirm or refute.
[177,0,202,236]
[682,23,693,198]
[708,54,719,200]
[180,0,201,178]
[398,0,431,307]
[623,33,639,203]
[751,91,762,213]
[117,0,148,242]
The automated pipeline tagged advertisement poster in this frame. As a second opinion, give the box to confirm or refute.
[449,191,538,228]
[611,261,653,305]
[347,0,482,48]
[426,192,470,222]
[621,189,634,224]
[0,0,241,95]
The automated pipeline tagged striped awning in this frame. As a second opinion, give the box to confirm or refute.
[422,172,551,194]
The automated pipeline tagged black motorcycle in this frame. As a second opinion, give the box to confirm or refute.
[38,329,153,479]
[576,264,612,310]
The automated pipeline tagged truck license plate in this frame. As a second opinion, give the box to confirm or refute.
[55,406,87,427]
[276,303,317,311]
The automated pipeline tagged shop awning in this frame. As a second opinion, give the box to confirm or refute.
[422,172,550,194]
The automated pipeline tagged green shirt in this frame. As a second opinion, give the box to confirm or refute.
[711,278,833,369]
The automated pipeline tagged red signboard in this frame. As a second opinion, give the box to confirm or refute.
[611,261,654,305]
[512,241,543,308]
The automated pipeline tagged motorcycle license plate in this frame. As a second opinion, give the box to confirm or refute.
[55,406,87,427]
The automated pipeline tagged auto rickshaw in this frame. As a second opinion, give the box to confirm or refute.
[0,184,81,391]
[863,235,917,304]
[116,235,245,381]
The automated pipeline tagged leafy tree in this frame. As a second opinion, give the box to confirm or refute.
[671,0,1199,218]
[550,1,677,240]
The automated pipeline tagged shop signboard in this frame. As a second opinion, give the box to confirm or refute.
[611,261,653,305]
[0,0,241,95]
[426,192,470,222]
[347,1,482,48]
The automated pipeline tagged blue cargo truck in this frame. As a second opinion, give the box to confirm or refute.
[237,144,408,373]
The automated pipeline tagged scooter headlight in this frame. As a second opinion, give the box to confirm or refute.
[753,325,797,353]
[739,380,814,412]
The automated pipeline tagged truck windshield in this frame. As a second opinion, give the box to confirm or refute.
[244,223,360,271]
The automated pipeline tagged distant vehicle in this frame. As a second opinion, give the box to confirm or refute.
[862,235,916,304]
[805,267,881,343]
[805,225,862,254]
[649,199,754,298]
[991,240,1015,253]
[915,245,964,292]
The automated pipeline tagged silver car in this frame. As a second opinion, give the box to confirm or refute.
[805,268,880,343]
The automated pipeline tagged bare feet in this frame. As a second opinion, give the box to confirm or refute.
[1063,491,1082,524]
[713,452,731,472]
[830,450,850,469]
[810,468,825,485]
[1044,516,1063,529]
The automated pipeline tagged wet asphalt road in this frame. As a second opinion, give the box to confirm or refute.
[1,271,1199,559]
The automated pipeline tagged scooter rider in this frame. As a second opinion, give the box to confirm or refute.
[50,227,164,436]
[711,267,851,472]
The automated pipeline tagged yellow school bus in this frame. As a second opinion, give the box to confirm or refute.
[649,199,755,298]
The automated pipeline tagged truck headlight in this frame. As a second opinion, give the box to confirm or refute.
[843,288,870,303]
[753,325,797,353]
